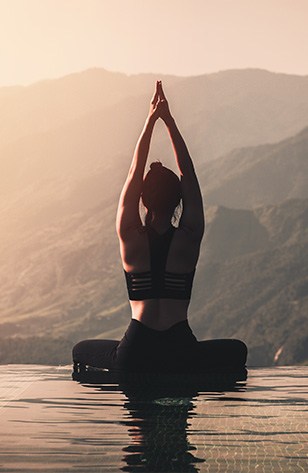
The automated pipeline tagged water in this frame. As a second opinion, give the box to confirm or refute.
[0,365,307,472]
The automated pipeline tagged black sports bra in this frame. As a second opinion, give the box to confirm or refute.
[124,226,195,301]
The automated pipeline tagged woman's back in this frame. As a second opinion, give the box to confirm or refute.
[120,224,200,274]
[121,222,202,330]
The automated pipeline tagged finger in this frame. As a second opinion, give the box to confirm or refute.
[151,81,159,104]
[158,81,166,100]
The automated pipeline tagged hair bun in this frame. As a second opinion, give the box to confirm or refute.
[150,161,163,173]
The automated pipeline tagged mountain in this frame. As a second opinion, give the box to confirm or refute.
[2,68,308,154]
[199,126,308,209]
[190,199,308,366]
[0,69,182,148]
[1,68,308,367]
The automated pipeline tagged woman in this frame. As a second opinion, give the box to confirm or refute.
[73,82,247,373]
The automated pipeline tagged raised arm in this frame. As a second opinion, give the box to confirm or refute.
[116,82,160,238]
[157,82,204,238]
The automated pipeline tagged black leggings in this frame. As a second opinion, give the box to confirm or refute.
[73,319,247,374]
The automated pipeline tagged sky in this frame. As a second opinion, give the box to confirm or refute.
[1,0,308,87]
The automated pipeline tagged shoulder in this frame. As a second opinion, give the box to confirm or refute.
[171,225,203,257]
[167,226,202,271]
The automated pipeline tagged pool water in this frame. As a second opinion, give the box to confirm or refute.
[0,365,307,472]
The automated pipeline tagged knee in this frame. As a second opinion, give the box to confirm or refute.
[232,339,248,364]
[72,340,89,361]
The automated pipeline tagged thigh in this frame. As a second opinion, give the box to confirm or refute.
[72,339,119,369]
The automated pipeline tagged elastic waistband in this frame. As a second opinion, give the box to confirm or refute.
[124,319,198,346]
[130,318,190,334]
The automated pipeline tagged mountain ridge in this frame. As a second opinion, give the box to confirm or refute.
[200,125,308,208]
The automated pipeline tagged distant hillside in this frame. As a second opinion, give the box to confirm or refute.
[190,199,308,366]
[0,197,307,367]
[200,126,308,209]
[2,68,308,155]
[0,69,182,147]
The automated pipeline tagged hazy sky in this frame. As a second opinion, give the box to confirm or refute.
[1,0,308,87]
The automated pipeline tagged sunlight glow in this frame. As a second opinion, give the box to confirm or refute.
[0,0,308,87]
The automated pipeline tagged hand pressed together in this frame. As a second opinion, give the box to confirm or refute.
[148,81,173,124]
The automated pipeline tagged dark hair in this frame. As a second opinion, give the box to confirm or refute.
[141,162,181,226]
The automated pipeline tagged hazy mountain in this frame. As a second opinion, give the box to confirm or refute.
[200,126,308,209]
[190,199,308,366]
[2,68,308,155]
[1,68,308,367]
[0,69,182,148]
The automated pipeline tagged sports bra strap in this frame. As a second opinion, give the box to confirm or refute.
[124,226,195,300]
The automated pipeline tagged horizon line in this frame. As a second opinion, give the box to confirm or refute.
[1,66,308,89]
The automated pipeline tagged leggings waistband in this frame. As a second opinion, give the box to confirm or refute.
[122,319,197,346]
[130,318,190,333]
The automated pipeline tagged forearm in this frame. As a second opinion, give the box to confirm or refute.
[129,115,156,179]
[165,116,195,176]
[165,115,203,218]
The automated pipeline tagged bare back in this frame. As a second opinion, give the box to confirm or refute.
[119,224,202,330]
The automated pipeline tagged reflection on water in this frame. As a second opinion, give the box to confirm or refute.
[121,395,203,472]
[74,368,247,471]
[0,365,307,472]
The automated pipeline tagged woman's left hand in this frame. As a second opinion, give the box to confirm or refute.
[148,81,160,120]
